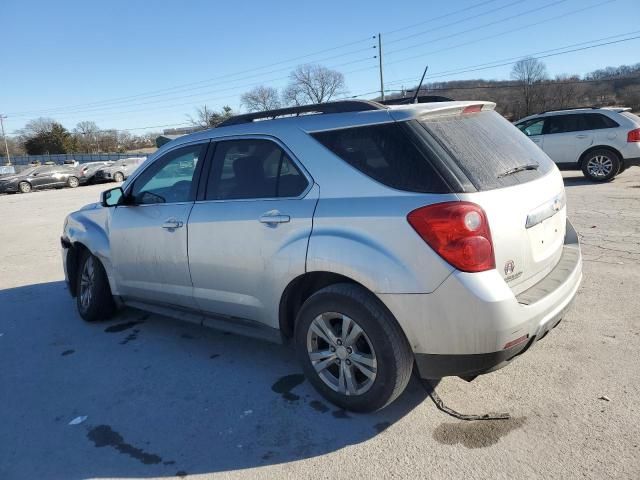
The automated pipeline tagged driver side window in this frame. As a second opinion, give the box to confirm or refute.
[131,143,206,205]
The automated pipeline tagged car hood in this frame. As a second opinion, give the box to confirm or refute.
[80,202,101,211]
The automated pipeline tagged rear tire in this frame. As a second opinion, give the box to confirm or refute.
[295,283,413,412]
[67,176,79,188]
[18,181,32,193]
[76,250,115,322]
[113,172,124,182]
[581,149,620,182]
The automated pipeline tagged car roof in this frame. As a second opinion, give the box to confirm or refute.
[517,107,632,123]
[154,100,496,158]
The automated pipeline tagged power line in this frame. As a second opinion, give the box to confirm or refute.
[4,0,530,117]
[385,0,571,57]
[382,0,617,69]
[385,29,640,87]
[385,0,529,46]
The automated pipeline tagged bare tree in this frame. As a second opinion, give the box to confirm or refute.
[511,57,548,116]
[241,86,281,112]
[73,121,100,152]
[188,105,234,129]
[283,64,346,106]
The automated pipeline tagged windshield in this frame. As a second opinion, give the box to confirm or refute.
[418,110,556,191]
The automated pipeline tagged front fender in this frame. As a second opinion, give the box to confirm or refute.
[64,206,118,294]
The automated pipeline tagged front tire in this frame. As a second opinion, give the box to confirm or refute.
[18,181,32,193]
[76,250,115,322]
[295,283,413,412]
[113,172,124,183]
[67,176,79,188]
[581,149,620,182]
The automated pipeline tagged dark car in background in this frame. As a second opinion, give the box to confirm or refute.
[0,164,80,193]
[75,161,111,185]
[93,158,144,183]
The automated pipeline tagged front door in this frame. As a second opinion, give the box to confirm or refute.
[188,137,317,328]
[541,114,593,166]
[110,142,209,309]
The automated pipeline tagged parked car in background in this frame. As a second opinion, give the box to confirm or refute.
[62,100,582,412]
[76,161,111,185]
[515,107,640,181]
[93,158,144,183]
[0,164,80,193]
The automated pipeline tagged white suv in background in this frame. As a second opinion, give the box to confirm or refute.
[515,107,640,182]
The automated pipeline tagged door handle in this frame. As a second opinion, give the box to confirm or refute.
[162,218,184,229]
[576,134,588,139]
[259,211,290,224]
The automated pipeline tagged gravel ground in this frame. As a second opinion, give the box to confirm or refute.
[0,171,639,480]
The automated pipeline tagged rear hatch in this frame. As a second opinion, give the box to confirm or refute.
[412,104,566,293]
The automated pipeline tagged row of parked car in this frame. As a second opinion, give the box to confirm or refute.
[0,158,144,194]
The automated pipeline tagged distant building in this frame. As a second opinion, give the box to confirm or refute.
[162,126,200,135]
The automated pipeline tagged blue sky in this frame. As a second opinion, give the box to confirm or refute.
[2,0,639,134]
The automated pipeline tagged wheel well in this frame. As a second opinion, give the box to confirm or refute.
[579,145,623,167]
[279,272,363,338]
[66,242,89,297]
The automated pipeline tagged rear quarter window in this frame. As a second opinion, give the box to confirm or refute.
[311,123,449,193]
[419,110,556,191]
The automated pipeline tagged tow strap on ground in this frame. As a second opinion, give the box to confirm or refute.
[422,380,511,421]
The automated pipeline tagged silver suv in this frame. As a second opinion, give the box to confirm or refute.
[515,107,640,182]
[61,100,582,412]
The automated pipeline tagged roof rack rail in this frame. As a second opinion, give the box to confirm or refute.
[539,106,598,114]
[380,95,453,105]
[217,100,385,127]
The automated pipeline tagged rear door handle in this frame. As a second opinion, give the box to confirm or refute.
[576,134,588,139]
[259,211,290,224]
[162,218,184,229]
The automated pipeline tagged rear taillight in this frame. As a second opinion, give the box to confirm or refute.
[628,128,640,142]
[407,201,495,273]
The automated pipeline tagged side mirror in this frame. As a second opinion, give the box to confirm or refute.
[101,187,125,207]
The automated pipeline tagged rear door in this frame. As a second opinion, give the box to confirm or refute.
[418,108,566,293]
[188,137,317,328]
[540,114,593,166]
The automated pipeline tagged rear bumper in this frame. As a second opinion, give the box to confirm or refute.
[380,219,582,379]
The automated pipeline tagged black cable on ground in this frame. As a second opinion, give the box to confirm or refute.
[422,379,511,421]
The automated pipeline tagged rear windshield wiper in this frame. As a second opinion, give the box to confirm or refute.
[497,163,539,178]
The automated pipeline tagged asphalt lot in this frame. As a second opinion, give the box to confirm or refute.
[1,171,639,480]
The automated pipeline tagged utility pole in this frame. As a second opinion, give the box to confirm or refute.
[377,33,384,101]
[0,114,10,165]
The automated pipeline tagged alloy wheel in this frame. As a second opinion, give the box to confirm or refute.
[79,257,95,311]
[586,155,613,178]
[306,312,377,396]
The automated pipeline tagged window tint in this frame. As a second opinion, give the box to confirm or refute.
[131,143,205,204]
[418,110,555,191]
[311,123,448,193]
[542,115,583,134]
[518,118,544,136]
[206,139,308,200]
[581,113,619,130]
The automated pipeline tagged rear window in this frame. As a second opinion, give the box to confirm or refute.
[311,123,448,193]
[581,113,619,129]
[419,110,555,190]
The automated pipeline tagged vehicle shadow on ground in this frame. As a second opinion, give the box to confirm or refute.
[0,281,430,479]
[562,176,594,187]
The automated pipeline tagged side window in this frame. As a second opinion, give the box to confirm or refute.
[543,115,581,135]
[581,113,619,130]
[518,118,544,136]
[311,123,448,193]
[205,139,308,200]
[130,143,205,205]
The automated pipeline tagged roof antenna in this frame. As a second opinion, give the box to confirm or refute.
[411,65,429,104]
